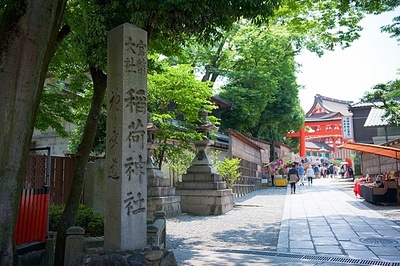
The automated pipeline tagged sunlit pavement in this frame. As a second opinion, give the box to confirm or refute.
[171,178,400,265]
[278,178,400,262]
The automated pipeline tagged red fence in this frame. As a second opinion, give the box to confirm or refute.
[14,149,51,246]
[14,150,84,247]
[14,188,49,246]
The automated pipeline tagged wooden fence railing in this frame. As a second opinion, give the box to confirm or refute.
[49,156,76,205]
[233,176,262,197]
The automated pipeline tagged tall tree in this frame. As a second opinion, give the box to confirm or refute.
[177,23,304,146]
[0,1,67,265]
[1,0,398,264]
[52,0,284,264]
[217,24,304,142]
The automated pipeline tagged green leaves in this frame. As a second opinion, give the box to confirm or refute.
[215,157,241,189]
[130,0,282,47]
[381,15,400,42]
[147,62,218,167]
[361,80,400,126]
[148,63,215,123]
[272,0,366,55]
[212,23,304,142]
[35,82,78,138]
[148,62,217,143]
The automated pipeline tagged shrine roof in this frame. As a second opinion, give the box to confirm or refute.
[305,114,342,123]
[211,96,235,110]
[348,101,374,109]
[306,94,353,118]
[305,141,334,150]
[364,107,389,127]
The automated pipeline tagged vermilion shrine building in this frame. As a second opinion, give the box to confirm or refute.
[287,94,354,158]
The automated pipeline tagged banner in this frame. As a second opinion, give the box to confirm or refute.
[268,152,300,170]
[300,156,329,167]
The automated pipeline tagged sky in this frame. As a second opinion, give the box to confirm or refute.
[296,8,400,112]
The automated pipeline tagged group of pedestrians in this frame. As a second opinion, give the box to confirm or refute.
[287,164,315,194]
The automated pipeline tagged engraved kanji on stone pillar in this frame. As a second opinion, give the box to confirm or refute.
[105,23,148,250]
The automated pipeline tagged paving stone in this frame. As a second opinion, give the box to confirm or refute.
[315,245,343,254]
[167,179,400,265]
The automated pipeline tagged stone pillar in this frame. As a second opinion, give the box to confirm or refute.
[105,23,148,250]
[64,227,85,266]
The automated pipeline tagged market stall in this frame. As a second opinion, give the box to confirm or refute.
[340,141,400,204]
[267,153,300,187]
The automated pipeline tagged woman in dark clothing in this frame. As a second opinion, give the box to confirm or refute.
[287,164,299,194]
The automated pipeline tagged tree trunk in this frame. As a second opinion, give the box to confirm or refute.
[0,1,66,265]
[54,67,107,266]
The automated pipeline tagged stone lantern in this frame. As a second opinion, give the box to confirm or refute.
[146,113,181,219]
[176,110,234,215]
[187,109,218,174]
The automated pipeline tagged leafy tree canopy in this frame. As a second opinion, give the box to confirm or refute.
[361,80,400,126]
[36,0,284,154]
[381,12,400,42]
[272,0,400,55]
[173,22,304,150]
[148,57,218,160]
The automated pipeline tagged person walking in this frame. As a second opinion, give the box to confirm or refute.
[347,166,354,181]
[298,164,305,186]
[287,164,299,194]
[269,166,275,186]
[305,165,315,186]
[328,164,334,178]
[313,164,320,179]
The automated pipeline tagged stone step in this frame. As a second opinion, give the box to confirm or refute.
[181,173,223,182]
[176,181,227,190]
[147,187,176,197]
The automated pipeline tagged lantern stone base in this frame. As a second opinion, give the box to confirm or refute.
[147,177,181,220]
[176,170,234,215]
[147,195,181,219]
[176,189,234,215]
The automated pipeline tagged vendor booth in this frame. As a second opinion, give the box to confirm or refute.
[340,141,400,205]
[268,153,300,187]
[300,156,330,167]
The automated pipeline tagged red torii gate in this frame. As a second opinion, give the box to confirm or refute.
[286,119,344,157]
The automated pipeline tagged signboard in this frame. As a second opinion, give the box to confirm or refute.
[342,116,354,139]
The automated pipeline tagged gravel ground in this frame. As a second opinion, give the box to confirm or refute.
[166,187,286,252]
[166,178,400,259]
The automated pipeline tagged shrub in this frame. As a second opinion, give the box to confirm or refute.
[49,205,64,232]
[49,205,104,237]
[215,157,241,188]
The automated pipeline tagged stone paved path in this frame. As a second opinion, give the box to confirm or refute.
[167,178,400,265]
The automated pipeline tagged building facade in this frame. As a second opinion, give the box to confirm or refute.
[287,94,354,158]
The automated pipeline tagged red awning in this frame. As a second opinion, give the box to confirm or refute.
[339,142,400,160]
